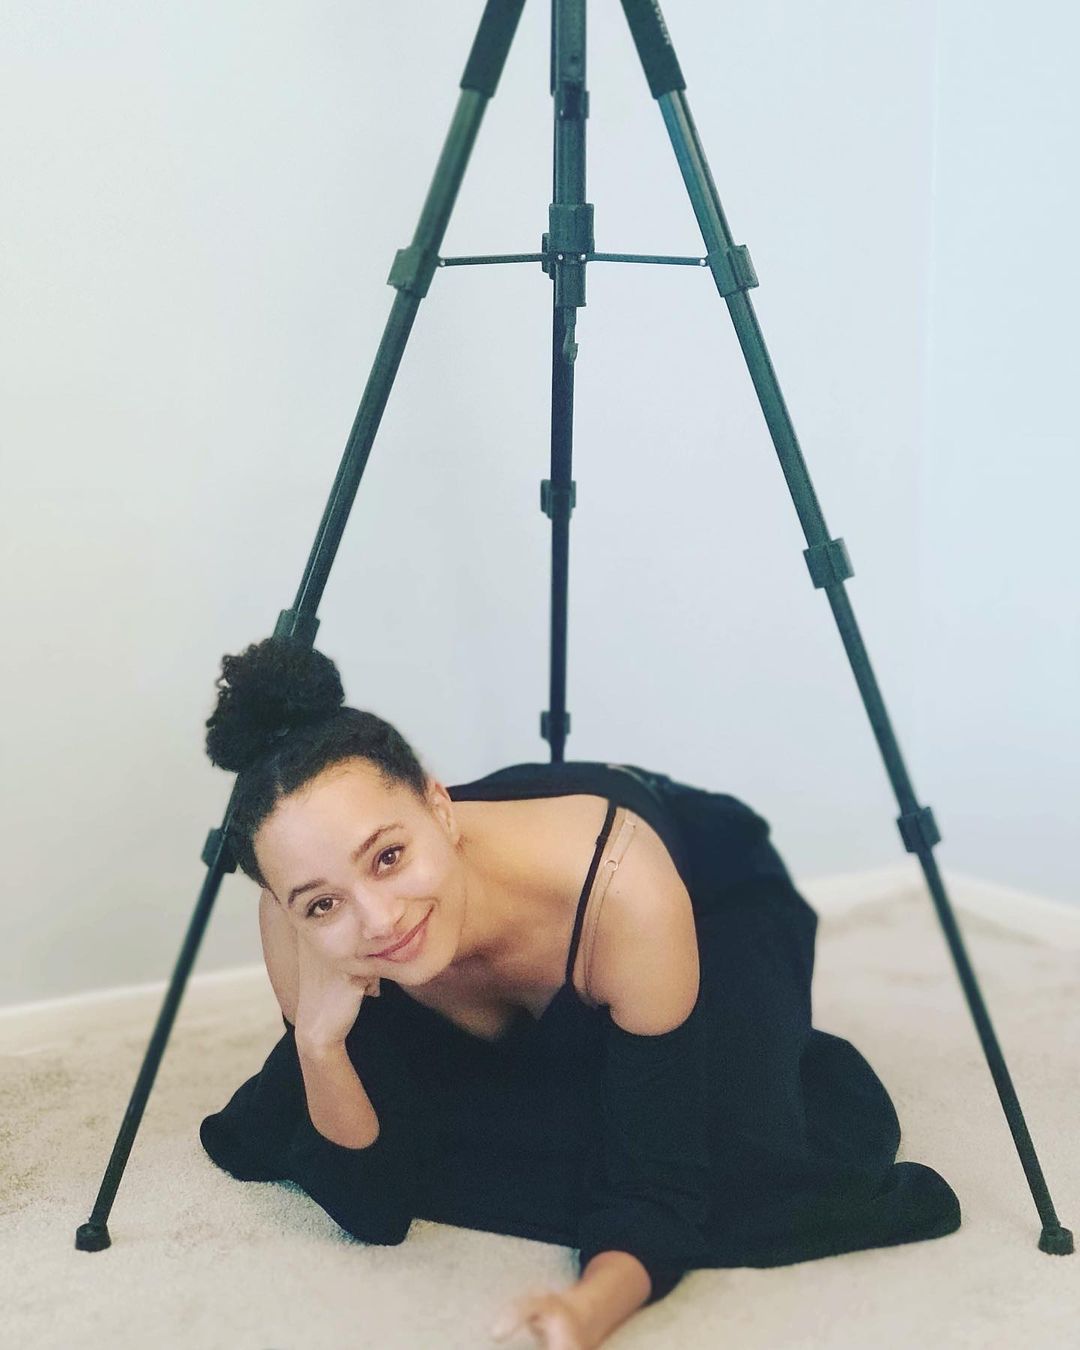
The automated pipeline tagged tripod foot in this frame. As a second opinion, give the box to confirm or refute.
[74,1220,111,1252]
[1038,1224,1074,1255]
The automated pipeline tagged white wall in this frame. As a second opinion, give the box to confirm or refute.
[917,0,1079,906]
[2,0,1014,1010]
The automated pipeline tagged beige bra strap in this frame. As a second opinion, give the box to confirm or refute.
[580,807,638,999]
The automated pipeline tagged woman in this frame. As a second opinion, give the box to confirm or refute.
[199,637,961,1349]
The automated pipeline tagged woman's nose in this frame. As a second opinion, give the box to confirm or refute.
[351,894,407,946]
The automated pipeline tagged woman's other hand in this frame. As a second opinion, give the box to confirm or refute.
[490,1286,594,1350]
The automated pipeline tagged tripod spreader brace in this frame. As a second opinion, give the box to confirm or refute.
[421,242,761,303]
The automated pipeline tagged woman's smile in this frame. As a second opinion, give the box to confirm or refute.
[372,906,433,961]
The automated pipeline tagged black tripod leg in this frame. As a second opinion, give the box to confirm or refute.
[73,823,238,1251]
[74,0,528,1253]
[539,0,593,762]
[620,0,1072,1257]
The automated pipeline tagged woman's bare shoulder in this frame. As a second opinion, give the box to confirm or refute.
[582,807,699,1032]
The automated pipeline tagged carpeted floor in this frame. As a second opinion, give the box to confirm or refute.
[2,865,1077,1349]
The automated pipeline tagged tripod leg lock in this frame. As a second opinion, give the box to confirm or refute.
[707,244,758,298]
[541,710,571,740]
[202,826,238,873]
[541,479,577,521]
[274,608,320,645]
[388,244,441,299]
[804,537,854,589]
[897,805,942,854]
[556,85,590,121]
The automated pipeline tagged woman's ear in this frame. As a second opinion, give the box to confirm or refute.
[426,778,459,844]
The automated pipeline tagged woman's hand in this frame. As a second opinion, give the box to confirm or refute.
[490,1286,595,1350]
[293,933,380,1051]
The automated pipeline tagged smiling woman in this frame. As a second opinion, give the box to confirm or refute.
[205,636,508,1052]
[199,636,963,1330]
[208,648,545,1033]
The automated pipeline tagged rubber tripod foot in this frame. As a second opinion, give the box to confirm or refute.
[75,1221,111,1252]
[1038,1224,1074,1255]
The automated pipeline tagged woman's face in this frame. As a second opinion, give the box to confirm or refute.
[254,757,467,985]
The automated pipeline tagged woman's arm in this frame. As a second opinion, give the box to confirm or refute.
[268,891,383,1145]
[259,886,300,1024]
[200,886,434,1258]
[572,854,711,1313]
[565,1251,652,1345]
[297,1039,380,1150]
[285,1024,430,1246]
[493,820,709,1346]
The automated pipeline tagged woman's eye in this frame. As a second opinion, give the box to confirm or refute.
[305,848,403,918]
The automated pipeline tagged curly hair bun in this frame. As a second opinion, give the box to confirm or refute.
[205,637,345,773]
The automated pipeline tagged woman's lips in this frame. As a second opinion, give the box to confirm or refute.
[374,908,431,961]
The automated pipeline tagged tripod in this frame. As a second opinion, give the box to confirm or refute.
[76,0,1072,1262]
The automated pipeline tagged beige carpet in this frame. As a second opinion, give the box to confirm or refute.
[2,866,1078,1349]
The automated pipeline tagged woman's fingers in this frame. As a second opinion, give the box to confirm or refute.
[490,1290,585,1349]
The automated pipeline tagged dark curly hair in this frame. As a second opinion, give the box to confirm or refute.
[204,637,430,888]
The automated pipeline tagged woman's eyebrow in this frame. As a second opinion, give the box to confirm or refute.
[285,823,405,908]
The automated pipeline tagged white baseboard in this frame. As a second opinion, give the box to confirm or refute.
[796,859,925,915]
[922,867,1080,951]
[0,959,270,1028]
[799,859,1080,951]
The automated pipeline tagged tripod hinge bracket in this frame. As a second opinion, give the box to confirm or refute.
[202,826,237,873]
[707,244,759,298]
[540,709,571,740]
[388,244,440,299]
[545,205,595,271]
[541,478,577,520]
[803,537,854,589]
[897,805,942,854]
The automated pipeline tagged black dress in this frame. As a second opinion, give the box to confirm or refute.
[199,761,961,1307]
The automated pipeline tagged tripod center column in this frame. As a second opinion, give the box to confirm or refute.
[539,0,594,759]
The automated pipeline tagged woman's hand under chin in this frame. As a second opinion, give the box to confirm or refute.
[292,936,380,1050]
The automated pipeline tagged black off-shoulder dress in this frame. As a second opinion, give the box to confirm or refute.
[199,761,961,1306]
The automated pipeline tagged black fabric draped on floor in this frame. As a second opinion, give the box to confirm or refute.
[200,760,961,1306]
